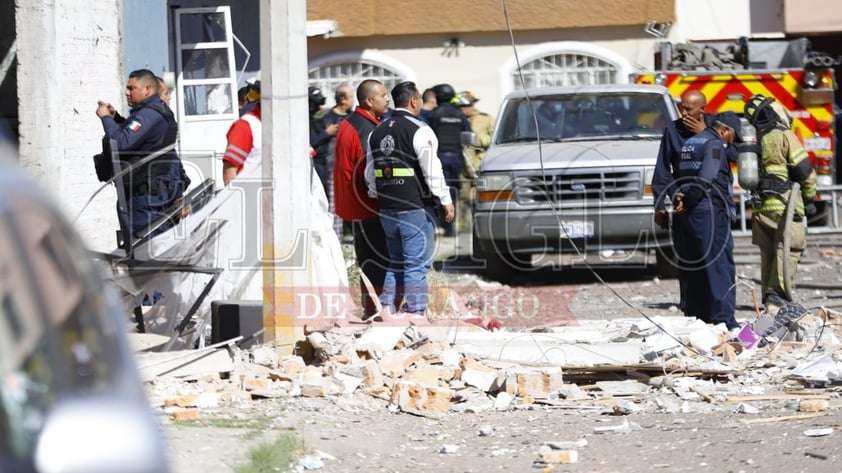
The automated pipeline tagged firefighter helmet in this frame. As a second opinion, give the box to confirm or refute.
[432,84,456,105]
[460,90,479,104]
[245,80,261,103]
[452,93,472,107]
[308,86,326,107]
[744,94,777,129]
[769,101,792,128]
[308,86,326,115]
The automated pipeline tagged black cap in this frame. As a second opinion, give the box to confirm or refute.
[714,111,743,143]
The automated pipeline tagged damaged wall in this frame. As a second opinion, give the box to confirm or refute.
[15,0,123,251]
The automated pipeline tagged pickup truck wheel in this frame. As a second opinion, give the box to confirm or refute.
[472,234,531,281]
[655,246,679,279]
[485,251,532,281]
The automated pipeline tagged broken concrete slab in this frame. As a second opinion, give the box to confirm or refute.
[355,326,411,355]
[439,349,462,367]
[494,391,513,410]
[251,345,279,368]
[595,380,650,396]
[389,381,454,419]
[406,364,443,387]
[378,349,421,378]
[359,359,384,388]
[507,371,565,399]
[613,399,642,415]
[460,358,499,392]
[450,330,645,367]
[558,383,590,401]
[804,428,834,437]
[798,399,829,412]
[593,419,643,434]
[539,448,578,464]
[331,371,363,395]
[170,408,199,421]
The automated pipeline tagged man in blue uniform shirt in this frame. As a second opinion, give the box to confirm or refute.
[96,68,185,248]
[670,112,742,329]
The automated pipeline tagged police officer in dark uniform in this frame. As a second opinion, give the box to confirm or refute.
[429,83,472,236]
[670,112,742,330]
[96,68,186,248]
[309,86,340,196]
[652,90,726,314]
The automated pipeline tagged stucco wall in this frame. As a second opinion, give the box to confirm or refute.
[784,0,842,33]
[671,0,752,41]
[308,26,664,114]
[307,0,675,37]
[16,0,124,252]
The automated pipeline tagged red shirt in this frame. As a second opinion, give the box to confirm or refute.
[333,108,380,220]
[224,106,262,171]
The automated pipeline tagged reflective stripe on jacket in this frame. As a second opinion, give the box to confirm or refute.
[757,128,817,215]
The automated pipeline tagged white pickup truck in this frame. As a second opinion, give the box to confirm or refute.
[471,84,680,279]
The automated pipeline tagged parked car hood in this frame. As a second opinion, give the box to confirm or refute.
[480,140,661,173]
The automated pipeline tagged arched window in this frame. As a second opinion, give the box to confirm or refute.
[308,51,414,106]
[514,53,618,89]
[499,42,631,97]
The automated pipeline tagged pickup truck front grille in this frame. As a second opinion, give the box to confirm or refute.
[514,169,643,204]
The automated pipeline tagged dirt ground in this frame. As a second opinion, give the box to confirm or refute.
[161,235,842,472]
[165,393,842,473]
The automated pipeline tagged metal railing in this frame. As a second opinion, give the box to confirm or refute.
[732,184,842,237]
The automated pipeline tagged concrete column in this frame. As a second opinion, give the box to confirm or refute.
[15,0,123,251]
[260,0,310,351]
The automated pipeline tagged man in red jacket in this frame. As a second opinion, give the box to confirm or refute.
[334,80,392,319]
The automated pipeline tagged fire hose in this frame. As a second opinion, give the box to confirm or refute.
[782,182,800,300]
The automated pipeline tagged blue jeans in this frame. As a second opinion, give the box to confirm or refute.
[378,208,436,314]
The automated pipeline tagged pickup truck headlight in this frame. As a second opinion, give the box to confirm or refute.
[477,174,514,202]
[643,167,655,195]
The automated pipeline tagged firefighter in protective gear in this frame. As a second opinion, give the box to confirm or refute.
[454,91,496,228]
[744,94,817,308]
[455,91,495,174]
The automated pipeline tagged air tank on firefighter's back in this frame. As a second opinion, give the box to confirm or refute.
[737,119,759,191]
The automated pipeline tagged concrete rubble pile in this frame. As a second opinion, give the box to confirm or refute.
[139,307,842,429]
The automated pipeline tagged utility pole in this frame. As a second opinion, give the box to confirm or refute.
[260,0,310,352]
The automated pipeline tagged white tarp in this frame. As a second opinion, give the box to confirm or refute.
[108,159,352,349]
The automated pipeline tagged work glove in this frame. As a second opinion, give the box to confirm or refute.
[805,199,817,216]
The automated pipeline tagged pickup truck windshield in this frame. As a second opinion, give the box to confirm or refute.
[495,92,670,144]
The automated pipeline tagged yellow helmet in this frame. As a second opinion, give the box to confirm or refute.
[451,94,472,107]
[460,90,479,104]
[244,80,261,103]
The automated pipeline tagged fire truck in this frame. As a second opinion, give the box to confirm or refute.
[631,37,838,226]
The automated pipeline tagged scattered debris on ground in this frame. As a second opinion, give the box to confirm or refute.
[140,306,842,470]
